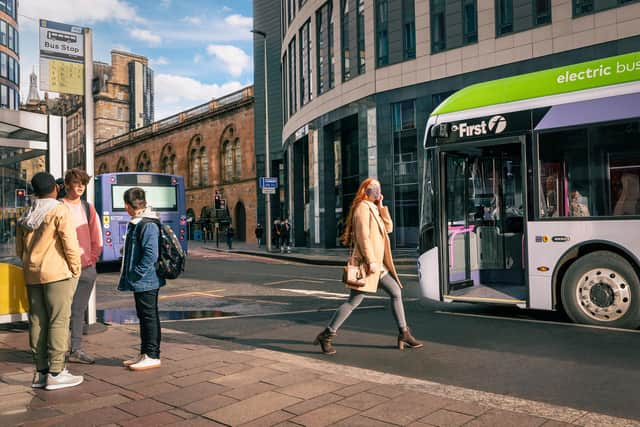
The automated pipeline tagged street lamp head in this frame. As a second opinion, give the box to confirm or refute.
[251,29,267,38]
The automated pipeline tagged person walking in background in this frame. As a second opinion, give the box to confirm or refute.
[280,218,291,253]
[16,172,83,390]
[226,225,235,249]
[313,178,422,355]
[62,169,103,365]
[255,223,264,247]
[118,188,165,371]
[272,219,281,250]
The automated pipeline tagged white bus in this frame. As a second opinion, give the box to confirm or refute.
[418,51,640,328]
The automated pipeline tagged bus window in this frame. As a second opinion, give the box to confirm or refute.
[539,121,640,218]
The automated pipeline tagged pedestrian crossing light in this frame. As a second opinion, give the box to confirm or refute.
[15,189,26,207]
[214,192,221,209]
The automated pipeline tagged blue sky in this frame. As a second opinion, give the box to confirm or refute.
[19,0,253,119]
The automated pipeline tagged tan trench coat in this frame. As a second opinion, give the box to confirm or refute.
[347,200,402,293]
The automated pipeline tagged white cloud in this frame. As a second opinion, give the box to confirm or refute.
[193,53,203,64]
[160,0,171,8]
[181,16,202,25]
[154,74,244,119]
[206,45,251,77]
[129,28,161,45]
[20,0,143,24]
[222,6,233,12]
[112,44,131,52]
[224,14,252,30]
[150,56,169,66]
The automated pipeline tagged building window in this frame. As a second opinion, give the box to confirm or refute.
[161,144,178,175]
[0,52,6,78]
[221,126,241,182]
[574,0,638,16]
[299,0,307,7]
[299,20,312,106]
[376,0,388,67]
[189,136,204,187]
[403,0,416,60]
[288,0,296,24]
[496,0,550,36]
[136,151,151,172]
[8,24,13,52]
[200,147,209,186]
[0,21,6,46]
[431,0,478,53]
[116,157,129,172]
[234,139,242,179]
[288,37,297,115]
[1,85,7,108]
[282,53,289,121]
[341,0,351,81]
[357,0,365,74]
[392,100,419,247]
[316,1,335,95]
[430,0,445,53]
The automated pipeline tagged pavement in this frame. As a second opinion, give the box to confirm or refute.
[2,323,638,427]
[196,241,418,266]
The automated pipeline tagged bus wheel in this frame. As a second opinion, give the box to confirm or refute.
[561,251,640,329]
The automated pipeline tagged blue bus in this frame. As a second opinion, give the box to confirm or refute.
[95,172,188,262]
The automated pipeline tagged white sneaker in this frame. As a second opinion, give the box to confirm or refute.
[128,354,161,371]
[45,369,84,390]
[122,354,143,367]
[31,371,46,389]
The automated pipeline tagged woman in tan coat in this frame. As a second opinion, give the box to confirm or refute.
[314,178,422,354]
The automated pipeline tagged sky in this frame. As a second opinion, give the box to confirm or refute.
[19,0,254,120]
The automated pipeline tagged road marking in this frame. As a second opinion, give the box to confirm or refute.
[160,290,225,300]
[161,305,385,322]
[435,310,640,333]
[226,297,290,306]
[264,278,326,286]
[280,288,388,300]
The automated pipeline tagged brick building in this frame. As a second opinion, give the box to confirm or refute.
[96,87,257,242]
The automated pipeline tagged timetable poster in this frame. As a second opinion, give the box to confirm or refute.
[39,58,84,95]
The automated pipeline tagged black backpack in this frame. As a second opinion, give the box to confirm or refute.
[137,218,186,280]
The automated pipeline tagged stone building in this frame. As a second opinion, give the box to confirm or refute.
[96,87,257,242]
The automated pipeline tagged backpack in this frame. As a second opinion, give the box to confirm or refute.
[137,218,186,280]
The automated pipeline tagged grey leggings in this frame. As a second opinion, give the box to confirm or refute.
[328,273,407,332]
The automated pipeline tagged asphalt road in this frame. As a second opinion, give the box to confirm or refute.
[96,251,640,420]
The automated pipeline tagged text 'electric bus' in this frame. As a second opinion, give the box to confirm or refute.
[419,51,640,329]
[95,173,188,262]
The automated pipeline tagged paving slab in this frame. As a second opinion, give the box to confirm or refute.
[289,402,359,427]
[203,391,301,426]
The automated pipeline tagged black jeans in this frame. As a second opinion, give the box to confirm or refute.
[134,289,161,359]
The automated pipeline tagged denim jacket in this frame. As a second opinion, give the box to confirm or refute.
[118,212,166,292]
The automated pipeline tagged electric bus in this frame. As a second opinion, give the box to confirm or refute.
[418,51,640,328]
[95,173,188,262]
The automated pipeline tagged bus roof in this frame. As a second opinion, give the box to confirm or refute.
[432,51,640,116]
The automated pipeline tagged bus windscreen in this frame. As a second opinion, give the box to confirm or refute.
[111,185,178,211]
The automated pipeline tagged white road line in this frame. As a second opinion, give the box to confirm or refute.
[264,278,326,286]
[280,288,388,300]
[435,310,640,334]
[161,306,385,322]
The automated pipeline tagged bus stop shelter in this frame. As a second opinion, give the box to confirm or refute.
[0,109,66,323]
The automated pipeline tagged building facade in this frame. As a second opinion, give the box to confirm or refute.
[95,87,257,242]
[254,0,640,249]
[0,0,19,110]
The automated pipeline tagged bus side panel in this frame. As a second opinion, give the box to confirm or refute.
[418,248,441,301]
[526,220,640,310]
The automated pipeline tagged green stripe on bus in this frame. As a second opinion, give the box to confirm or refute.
[432,51,640,115]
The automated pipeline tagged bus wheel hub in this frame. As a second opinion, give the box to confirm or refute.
[576,268,631,322]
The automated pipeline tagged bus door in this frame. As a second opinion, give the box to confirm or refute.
[441,139,527,303]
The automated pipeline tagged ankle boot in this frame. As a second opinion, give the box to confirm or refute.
[398,327,423,350]
[313,328,337,355]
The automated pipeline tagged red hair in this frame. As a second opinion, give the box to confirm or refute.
[340,177,379,246]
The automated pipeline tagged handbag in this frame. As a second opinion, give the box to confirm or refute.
[342,235,366,287]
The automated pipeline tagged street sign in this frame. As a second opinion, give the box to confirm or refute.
[39,19,85,95]
[259,177,278,189]
[262,188,276,194]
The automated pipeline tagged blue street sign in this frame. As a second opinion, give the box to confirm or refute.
[259,177,278,189]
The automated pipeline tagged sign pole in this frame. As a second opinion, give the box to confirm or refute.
[83,28,98,327]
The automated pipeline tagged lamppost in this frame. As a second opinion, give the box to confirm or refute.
[252,29,272,251]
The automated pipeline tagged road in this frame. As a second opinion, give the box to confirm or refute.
[96,250,640,420]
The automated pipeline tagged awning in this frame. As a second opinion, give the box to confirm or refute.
[535,92,640,131]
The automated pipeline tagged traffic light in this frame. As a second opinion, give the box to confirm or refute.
[15,189,26,207]
[214,192,221,209]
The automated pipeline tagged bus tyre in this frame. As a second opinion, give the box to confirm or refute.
[561,251,640,329]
